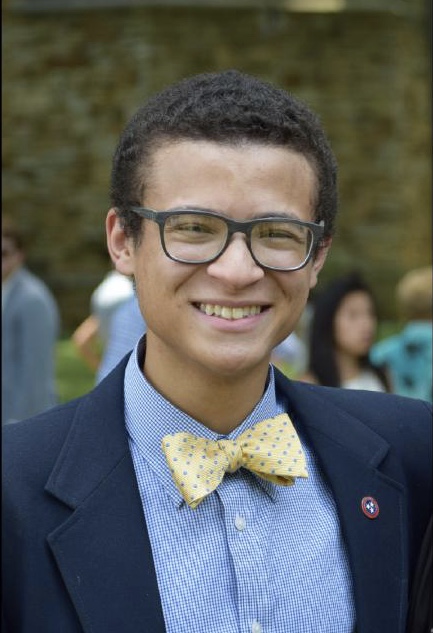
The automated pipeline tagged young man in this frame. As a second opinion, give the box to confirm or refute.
[3,70,431,633]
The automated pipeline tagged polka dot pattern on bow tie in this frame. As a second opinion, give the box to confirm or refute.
[162,413,308,509]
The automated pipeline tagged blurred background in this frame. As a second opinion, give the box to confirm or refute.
[2,0,431,400]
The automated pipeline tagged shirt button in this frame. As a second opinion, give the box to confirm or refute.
[251,620,262,633]
[234,513,246,531]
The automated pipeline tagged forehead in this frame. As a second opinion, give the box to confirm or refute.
[338,291,374,312]
[141,139,317,215]
[147,138,315,175]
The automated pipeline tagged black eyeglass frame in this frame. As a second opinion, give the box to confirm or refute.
[129,206,325,271]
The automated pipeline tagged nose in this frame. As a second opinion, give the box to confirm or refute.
[206,234,265,287]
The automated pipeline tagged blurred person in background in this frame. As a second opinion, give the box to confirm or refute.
[303,272,390,391]
[72,267,134,374]
[2,216,60,424]
[96,293,146,384]
[271,330,307,378]
[370,266,432,403]
[271,301,313,377]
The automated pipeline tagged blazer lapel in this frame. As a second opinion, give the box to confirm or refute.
[45,361,166,633]
[276,373,408,633]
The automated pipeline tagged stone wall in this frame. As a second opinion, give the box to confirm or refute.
[2,4,431,330]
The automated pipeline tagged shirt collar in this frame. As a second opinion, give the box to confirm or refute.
[124,336,285,507]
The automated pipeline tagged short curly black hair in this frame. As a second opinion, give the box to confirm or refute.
[111,69,338,244]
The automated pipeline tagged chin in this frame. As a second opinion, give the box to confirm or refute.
[354,348,371,358]
[205,347,270,378]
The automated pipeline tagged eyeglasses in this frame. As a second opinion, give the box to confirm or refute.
[129,207,325,272]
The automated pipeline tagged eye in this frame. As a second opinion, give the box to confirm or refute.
[175,221,212,233]
[165,214,224,240]
[256,222,306,243]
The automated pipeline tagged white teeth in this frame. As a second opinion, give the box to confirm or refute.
[198,304,263,320]
[232,308,244,320]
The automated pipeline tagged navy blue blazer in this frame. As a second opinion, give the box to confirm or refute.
[2,357,432,633]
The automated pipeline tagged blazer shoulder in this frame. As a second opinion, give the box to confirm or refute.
[275,369,432,448]
[2,397,84,485]
[310,382,431,417]
[3,359,128,490]
[277,369,431,417]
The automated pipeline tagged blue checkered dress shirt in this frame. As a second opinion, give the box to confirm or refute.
[124,340,356,633]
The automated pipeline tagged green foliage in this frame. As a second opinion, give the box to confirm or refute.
[56,339,96,404]
[376,320,401,342]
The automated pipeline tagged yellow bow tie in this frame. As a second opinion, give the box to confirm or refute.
[161,413,308,509]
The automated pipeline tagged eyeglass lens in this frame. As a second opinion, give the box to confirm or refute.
[163,213,313,269]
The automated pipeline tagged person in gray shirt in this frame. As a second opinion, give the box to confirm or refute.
[2,216,60,424]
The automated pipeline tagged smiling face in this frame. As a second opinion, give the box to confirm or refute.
[107,140,329,389]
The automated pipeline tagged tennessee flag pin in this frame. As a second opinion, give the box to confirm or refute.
[361,496,380,519]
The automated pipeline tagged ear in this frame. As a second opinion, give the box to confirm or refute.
[309,237,332,289]
[106,209,136,276]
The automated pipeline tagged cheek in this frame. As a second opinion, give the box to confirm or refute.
[291,272,313,304]
[277,273,312,326]
[133,254,193,324]
[368,315,378,333]
[334,316,352,346]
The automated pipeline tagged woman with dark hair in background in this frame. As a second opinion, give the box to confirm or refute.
[303,272,390,391]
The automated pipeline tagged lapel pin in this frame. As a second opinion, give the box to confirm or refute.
[361,496,379,519]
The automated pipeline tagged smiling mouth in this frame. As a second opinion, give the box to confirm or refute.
[195,303,266,320]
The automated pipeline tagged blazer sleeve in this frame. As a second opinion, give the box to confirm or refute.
[406,514,432,633]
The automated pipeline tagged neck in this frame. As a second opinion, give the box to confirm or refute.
[143,337,270,435]
[336,350,363,383]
